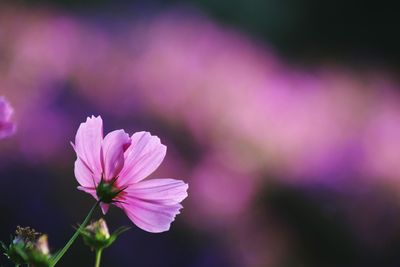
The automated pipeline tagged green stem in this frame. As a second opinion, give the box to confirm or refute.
[94,249,103,267]
[50,201,100,267]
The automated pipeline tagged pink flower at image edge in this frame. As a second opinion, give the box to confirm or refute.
[0,96,16,139]
[71,116,188,233]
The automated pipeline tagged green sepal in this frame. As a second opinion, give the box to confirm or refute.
[27,251,51,267]
[96,180,122,204]
[107,226,131,247]
[1,240,29,265]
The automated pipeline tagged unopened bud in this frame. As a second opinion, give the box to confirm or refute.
[79,218,129,251]
[1,226,51,266]
[86,218,110,239]
[35,235,50,256]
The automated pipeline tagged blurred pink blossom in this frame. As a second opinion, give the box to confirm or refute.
[0,96,15,139]
[188,156,257,229]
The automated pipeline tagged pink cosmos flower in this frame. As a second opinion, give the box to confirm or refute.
[71,116,188,233]
[0,96,16,139]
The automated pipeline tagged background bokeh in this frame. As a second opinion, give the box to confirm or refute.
[1,1,400,266]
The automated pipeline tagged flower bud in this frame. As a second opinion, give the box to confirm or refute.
[1,226,38,265]
[28,234,52,267]
[35,235,50,256]
[1,226,52,266]
[79,218,129,251]
[86,218,111,239]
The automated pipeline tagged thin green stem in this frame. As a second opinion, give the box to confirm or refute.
[94,249,103,267]
[50,201,100,267]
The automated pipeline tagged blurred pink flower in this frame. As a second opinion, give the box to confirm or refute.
[0,96,15,139]
[71,116,188,233]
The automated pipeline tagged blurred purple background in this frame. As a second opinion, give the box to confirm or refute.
[1,1,400,267]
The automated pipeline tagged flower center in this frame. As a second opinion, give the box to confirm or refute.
[96,180,122,204]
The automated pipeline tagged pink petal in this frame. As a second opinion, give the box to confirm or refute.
[118,132,166,186]
[101,130,131,180]
[0,97,15,139]
[120,179,188,233]
[100,203,110,214]
[126,179,188,204]
[0,97,13,121]
[0,122,15,139]
[74,158,97,188]
[122,201,183,233]
[73,116,103,179]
